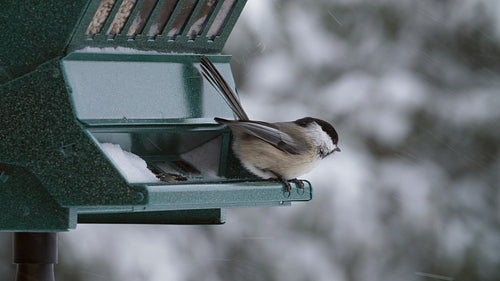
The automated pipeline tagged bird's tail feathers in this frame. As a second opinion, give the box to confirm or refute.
[200,56,249,121]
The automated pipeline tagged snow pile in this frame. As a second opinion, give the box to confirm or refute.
[100,143,159,183]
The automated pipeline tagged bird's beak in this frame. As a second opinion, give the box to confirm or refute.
[334,145,341,152]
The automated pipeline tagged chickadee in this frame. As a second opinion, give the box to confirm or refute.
[200,56,340,195]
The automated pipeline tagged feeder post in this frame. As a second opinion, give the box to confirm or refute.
[12,232,58,281]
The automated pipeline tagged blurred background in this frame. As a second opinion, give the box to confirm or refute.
[1,0,499,280]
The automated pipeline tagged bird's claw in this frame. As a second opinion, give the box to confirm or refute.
[283,180,292,197]
[268,177,292,197]
[267,171,305,197]
[290,178,305,195]
[270,178,305,197]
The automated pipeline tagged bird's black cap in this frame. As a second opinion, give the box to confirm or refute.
[294,117,339,145]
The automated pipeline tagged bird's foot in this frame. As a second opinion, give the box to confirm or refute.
[289,178,305,195]
[267,171,305,197]
[281,178,293,197]
[272,178,306,197]
[268,177,292,197]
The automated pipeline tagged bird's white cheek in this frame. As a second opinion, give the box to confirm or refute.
[306,123,335,153]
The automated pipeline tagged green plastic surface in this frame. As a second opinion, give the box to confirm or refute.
[0,59,139,208]
[0,1,88,84]
[62,53,235,122]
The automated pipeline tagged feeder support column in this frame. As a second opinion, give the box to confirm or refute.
[13,232,58,281]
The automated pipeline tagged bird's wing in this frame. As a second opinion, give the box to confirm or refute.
[200,56,249,121]
[215,118,303,155]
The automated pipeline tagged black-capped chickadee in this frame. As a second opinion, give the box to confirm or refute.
[200,56,340,195]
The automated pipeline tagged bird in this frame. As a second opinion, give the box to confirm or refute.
[200,56,340,196]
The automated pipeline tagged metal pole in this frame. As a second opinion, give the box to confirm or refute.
[13,232,58,281]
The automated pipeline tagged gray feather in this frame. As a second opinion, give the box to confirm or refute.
[200,56,249,121]
[215,118,301,155]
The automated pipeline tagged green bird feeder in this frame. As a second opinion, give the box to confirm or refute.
[0,0,312,233]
